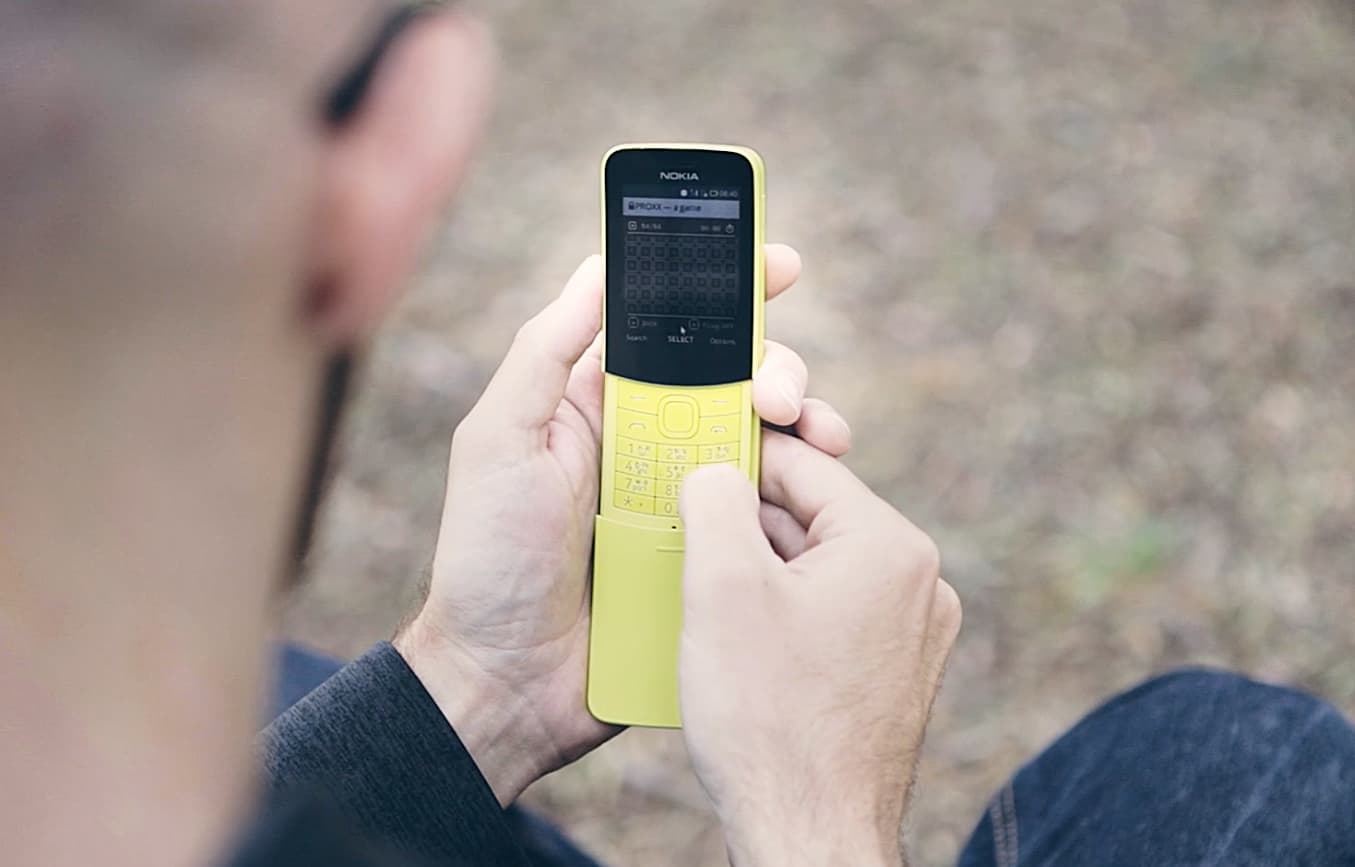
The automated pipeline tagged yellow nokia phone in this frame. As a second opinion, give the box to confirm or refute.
[587,143,766,728]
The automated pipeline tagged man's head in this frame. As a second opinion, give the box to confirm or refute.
[3,0,494,567]
[0,3,493,864]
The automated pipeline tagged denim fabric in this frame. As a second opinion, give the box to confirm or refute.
[273,643,605,867]
[956,670,1355,867]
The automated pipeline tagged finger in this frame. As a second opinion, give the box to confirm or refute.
[561,348,605,441]
[758,430,886,537]
[477,255,602,430]
[760,501,808,560]
[793,398,852,457]
[751,340,809,426]
[680,465,779,605]
[764,243,802,301]
[561,331,605,434]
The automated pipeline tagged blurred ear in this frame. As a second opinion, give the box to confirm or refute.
[303,11,494,345]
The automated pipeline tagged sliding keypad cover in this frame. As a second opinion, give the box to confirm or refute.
[589,372,759,728]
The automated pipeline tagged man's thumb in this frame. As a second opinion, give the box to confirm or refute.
[477,255,602,431]
[680,465,773,604]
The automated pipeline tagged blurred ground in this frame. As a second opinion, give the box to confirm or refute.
[283,1,1355,864]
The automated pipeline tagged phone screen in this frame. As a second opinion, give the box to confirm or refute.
[604,148,756,386]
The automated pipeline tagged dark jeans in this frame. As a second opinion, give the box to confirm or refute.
[956,669,1355,867]
[276,648,1355,867]
[273,645,603,867]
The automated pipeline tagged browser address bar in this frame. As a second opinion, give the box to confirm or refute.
[622,197,741,219]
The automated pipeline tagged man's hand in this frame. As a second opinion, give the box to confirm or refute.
[395,246,852,805]
[678,433,962,867]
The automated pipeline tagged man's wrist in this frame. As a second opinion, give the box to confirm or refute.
[723,811,904,867]
[393,617,547,806]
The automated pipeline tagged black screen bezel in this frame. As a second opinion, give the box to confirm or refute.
[604,147,756,386]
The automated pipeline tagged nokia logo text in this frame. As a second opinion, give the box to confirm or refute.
[659,171,700,181]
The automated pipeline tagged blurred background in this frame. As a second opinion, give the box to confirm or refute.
[283,0,1355,864]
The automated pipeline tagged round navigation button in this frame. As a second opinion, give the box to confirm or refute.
[657,395,699,440]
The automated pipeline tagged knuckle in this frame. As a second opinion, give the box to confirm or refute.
[860,500,941,579]
[934,579,963,638]
[450,414,486,454]
[879,515,940,577]
[912,531,942,578]
[511,315,544,350]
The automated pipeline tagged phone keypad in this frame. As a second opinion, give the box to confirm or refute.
[612,380,743,519]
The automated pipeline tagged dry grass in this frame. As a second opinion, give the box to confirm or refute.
[285,1,1355,863]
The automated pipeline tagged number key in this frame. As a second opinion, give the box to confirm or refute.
[617,435,655,460]
[617,472,653,495]
[618,457,654,478]
[659,444,694,463]
[699,444,737,463]
[657,461,695,481]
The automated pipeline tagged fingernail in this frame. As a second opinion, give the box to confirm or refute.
[777,381,801,413]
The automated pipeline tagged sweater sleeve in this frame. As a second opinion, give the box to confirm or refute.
[257,642,533,867]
